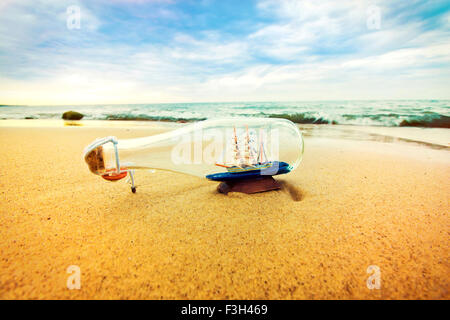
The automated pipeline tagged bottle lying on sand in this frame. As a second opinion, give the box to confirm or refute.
[83,118,304,190]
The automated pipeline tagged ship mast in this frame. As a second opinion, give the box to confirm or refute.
[244,126,251,165]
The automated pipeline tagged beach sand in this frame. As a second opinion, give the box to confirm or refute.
[0,124,448,299]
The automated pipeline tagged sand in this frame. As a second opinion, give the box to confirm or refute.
[0,124,449,299]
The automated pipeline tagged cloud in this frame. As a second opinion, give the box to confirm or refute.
[0,0,449,104]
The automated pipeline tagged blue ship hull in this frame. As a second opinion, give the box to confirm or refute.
[206,161,292,181]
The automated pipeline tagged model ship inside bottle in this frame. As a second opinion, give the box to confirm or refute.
[206,125,292,181]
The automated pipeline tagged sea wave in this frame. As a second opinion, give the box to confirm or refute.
[398,114,450,128]
[104,113,207,122]
[266,112,450,128]
[0,101,448,128]
[267,113,332,124]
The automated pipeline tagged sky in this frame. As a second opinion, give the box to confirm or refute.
[0,0,449,105]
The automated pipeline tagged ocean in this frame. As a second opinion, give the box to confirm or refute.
[0,100,449,128]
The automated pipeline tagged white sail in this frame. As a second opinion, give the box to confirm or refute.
[216,126,268,168]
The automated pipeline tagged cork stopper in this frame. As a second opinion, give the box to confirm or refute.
[84,145,106,175]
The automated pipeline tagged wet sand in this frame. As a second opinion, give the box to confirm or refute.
[0,124,449,299]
